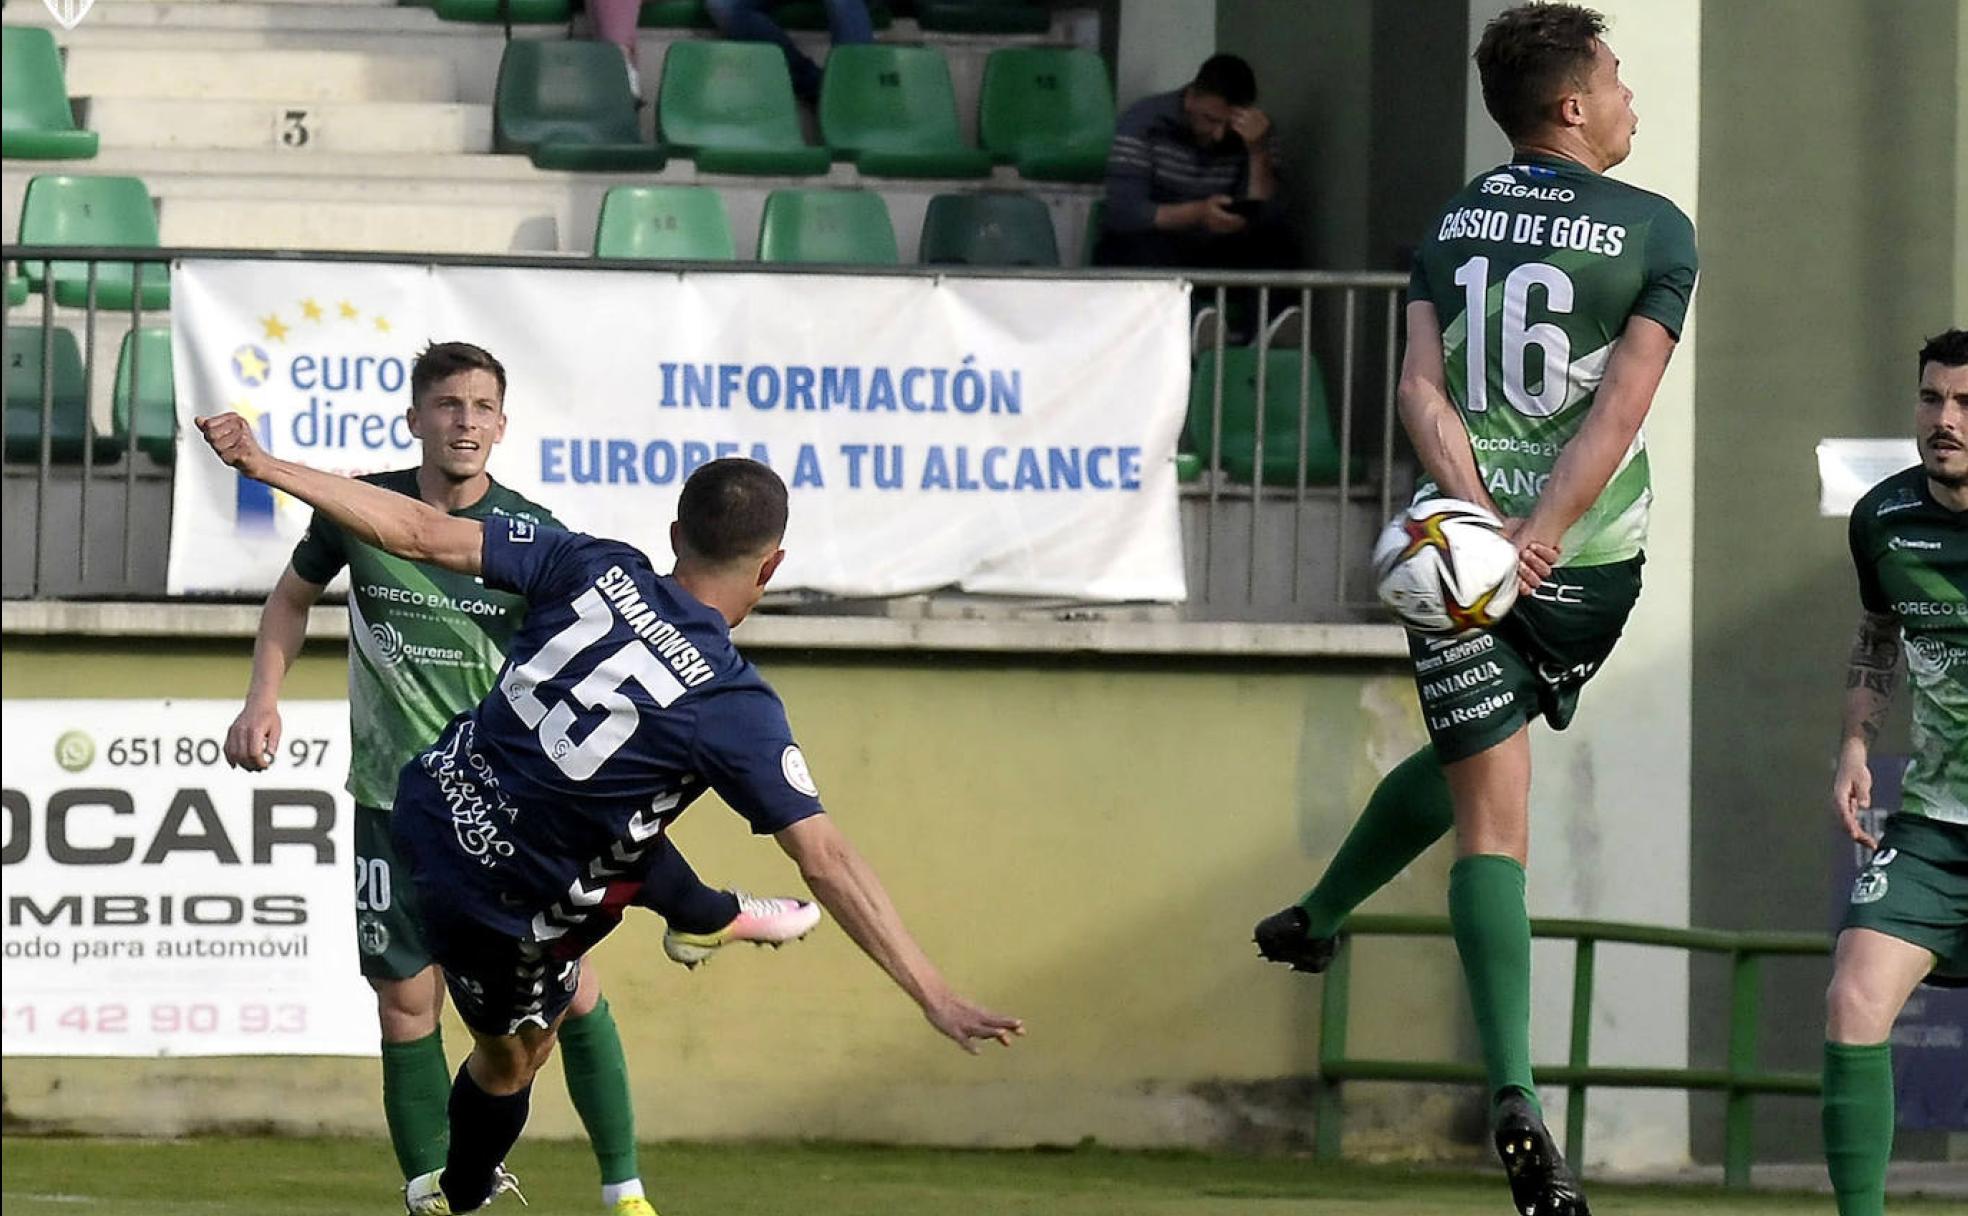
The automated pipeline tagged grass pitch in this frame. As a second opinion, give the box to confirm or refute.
[3,1135,1949,1215]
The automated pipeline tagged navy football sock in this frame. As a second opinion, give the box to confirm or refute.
[440,1064,531,1211]
[638,838,740,934]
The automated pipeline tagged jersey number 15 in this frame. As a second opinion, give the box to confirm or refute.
[499,588,684,781]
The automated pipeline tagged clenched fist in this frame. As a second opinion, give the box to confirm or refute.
[196,412,272,479]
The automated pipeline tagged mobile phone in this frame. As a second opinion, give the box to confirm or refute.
[1226,198,1265,221]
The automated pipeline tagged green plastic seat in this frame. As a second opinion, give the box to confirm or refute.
[1174,451,1202,484]
[1,28,99,161]
[979,48,1114,183]
[432,0,573,22]
[919,192,1058,266]
[111,325,174,462]
[4,325,120,464]
[6,268,26,307]
[819,45,991,179]
[658,41,831,175]
[639,0,713,27]
[594,186,735,260]
[917,0,1048,34]
[1187,347,1353,486]
[493,41,667,172]
[757,189,897,264]
[18,175,169,311]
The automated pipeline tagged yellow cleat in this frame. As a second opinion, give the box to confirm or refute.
[612,1197,660,1216]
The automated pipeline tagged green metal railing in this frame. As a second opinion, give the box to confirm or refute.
[1315,913,1832,1186]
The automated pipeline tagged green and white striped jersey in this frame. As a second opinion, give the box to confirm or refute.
[1850,467,1968,825]
[1409,153,1698,566]
[290,469,559,809]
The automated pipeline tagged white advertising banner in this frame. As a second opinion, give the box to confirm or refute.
[170,260,1191,601]
[1,700,374,1057]
[1816,438,1921,517]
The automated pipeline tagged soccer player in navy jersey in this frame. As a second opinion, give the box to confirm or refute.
[196,411,1024,1215]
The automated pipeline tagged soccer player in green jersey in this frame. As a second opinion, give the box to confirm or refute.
[1821,329,1968,1216]
[222,342,818,1216]
[1253,7,1696,1213]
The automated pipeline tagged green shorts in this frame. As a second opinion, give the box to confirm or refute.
[1406,557,1643,764]
[1841,814,1968,984]
[354,803,434,981]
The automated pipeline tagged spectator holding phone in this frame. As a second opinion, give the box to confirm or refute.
[1095,54,1296,284]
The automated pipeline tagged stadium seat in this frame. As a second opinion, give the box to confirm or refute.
[493,41,667,172]
[1175,451,1202,483]
[1187,347,1353,486]
[4,325,119,464]
[1,28,99,160]
[17,175,170,311]
[757,189,897,264]
[6,268,26,307]
[978,48,1115,183]
[594,186,735,260]
[111,325,175,462]
[917,0,1049,34]
[657,41,831,176]
[432,0,574,23]
[819,45,991,179]
[919,192,1058,266]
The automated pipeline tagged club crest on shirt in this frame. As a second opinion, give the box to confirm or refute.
[781,745,819,798]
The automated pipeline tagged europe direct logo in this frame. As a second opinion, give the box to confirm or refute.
[221,295,417,530]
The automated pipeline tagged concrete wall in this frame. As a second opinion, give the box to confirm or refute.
[1691,0,1962,1163]
[1,639,1475,1152]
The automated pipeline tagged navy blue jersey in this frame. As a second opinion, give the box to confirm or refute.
[394,517,824,942]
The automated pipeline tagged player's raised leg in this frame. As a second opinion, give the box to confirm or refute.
[1255,745,1455,970]
[639,835,821,969]
[1822,928,1934,1216]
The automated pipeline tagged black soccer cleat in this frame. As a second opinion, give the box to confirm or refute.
[1493,1090,1590,1215]
[1252,905,1341,974]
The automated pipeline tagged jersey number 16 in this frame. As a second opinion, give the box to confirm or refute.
[1452,255,1577,419]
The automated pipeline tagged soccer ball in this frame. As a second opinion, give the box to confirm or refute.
[1370,498,1521,635]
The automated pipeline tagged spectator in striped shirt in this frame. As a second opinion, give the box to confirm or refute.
[1094,54,1295,288]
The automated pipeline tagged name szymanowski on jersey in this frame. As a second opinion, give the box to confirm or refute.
[1409,154,1699,566]
[290,470,559,809]
[1850,467,1968,825]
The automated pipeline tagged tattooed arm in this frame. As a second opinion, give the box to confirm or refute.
[1831,611,1901,849]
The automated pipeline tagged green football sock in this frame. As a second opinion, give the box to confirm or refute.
[1449,854,1539,1115]
[560,997,640,1186]
[1823,1041,1893,1216]
[1296,746,1455,938]
[380,1030,451,1179]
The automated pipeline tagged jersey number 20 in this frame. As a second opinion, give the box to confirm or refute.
[1452,255,1575,418]
[499,588,684,781]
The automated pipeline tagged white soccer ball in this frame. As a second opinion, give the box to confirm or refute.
[1371,498,1521,635]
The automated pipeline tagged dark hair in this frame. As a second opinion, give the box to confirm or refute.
[1191,54,1257,107]
[1919,328,1968,375]
[411,341,507,406]
[677,458,788,565]
[1475,3,1607,141]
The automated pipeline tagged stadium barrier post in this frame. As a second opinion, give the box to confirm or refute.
[1723,949,1762,1187]
[1564,935,1596,1174]
[1314,935,1354,1162]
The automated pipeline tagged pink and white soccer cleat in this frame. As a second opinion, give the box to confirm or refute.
[663,893,821,969]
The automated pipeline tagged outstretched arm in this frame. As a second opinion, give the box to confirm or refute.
[197,413,483,576]
[1831,611,1901,850]
[775,813,1023,1053]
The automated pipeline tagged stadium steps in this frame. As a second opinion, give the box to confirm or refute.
[1,149,1102,261]
[7,1,1072,122]
[87,98,493,154]
[62,47,458,103]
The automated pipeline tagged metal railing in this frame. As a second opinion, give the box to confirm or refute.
[1316,913,1830,1186]
[1,246,1412,620]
